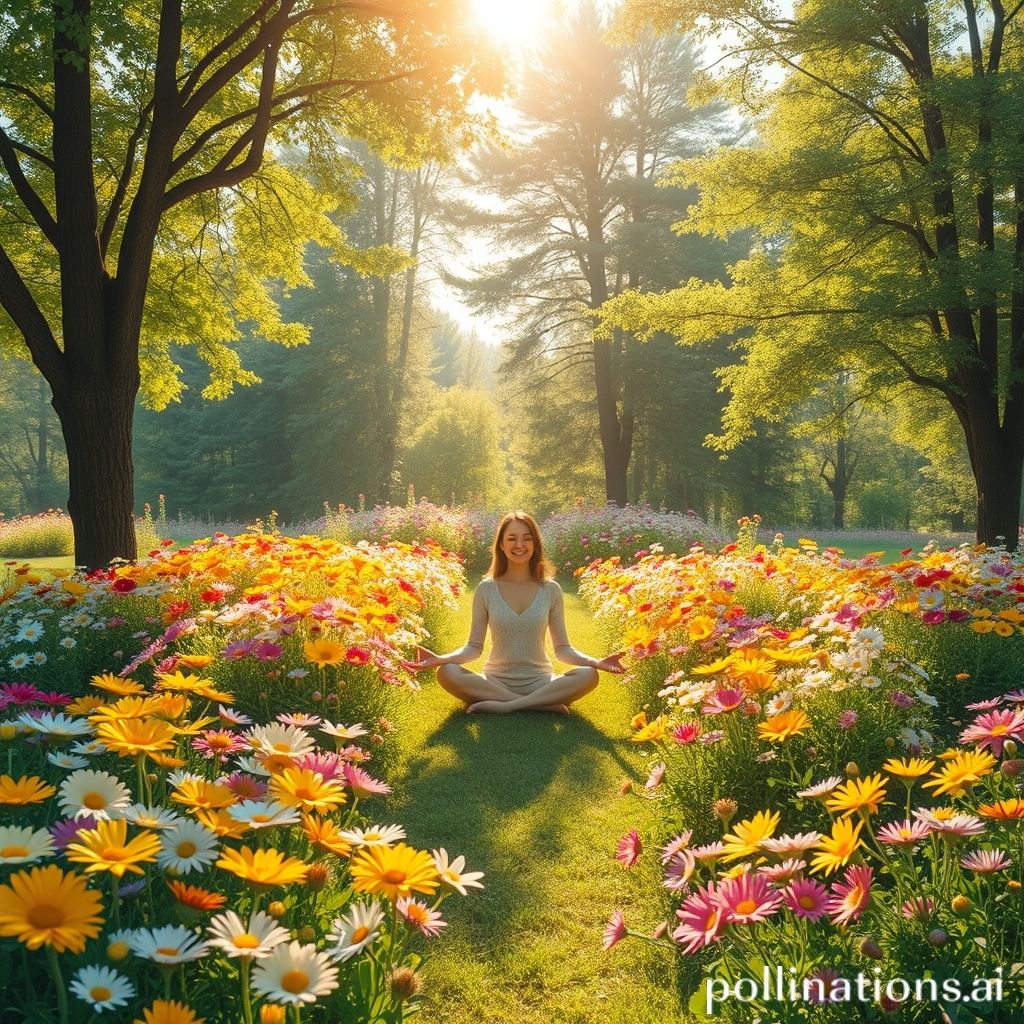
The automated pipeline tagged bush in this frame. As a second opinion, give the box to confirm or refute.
[541,502,724,574]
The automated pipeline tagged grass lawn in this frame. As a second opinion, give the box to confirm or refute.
[390,586,689,1024]
[5,555,75,572]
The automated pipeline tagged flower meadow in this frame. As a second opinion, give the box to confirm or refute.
[0,532,482,1024]
[583,529,1024,1020]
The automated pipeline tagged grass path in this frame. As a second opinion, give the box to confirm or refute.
[389,586,690,1024]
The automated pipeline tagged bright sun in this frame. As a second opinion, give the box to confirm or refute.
[469,0,551,51]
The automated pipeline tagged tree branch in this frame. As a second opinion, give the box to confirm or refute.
[0,79,54,120]
[100,101,153,259]
[0,241,64,389]
[0,128,58,248]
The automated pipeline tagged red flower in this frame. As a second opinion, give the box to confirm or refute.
[112,578,137,593]
[200,590,222,603]
[346,647,371,666]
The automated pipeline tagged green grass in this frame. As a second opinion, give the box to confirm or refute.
[390,586,690,1024]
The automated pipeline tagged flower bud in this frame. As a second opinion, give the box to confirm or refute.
[1001,759,1023,776]
[306,862,332,891]
[652,921,668,940]
[926,928,948,947]
[260,1006,286,1024]
[311,691,322,702]
[951,895,972,916]
[713,798,738,828]
[106,939,130,962]
[858,937,883,959]
[845,761,860,777]
[267,901,286,919]
[297,926,316,943]
[884,737,896,748]
[1002,739,1018,758]
[390,966,422,1003]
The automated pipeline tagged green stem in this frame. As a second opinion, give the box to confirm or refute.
[46,946,69,1024]
[240,957,253,1024]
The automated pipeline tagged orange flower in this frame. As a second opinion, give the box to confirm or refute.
[168,881,227,911]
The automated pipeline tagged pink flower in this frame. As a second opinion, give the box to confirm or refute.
[702,688,745,715]
[293,752,342,781]
[218,772,268,800]
[901,896,934,921]
[396,897,446,937]
[837,710,858,730]
[889,690,914,709]
[672,882,725,954]
[254,642,284,661]
[965,697,1002,711]
[827,864,873,926]
[783,877,830,921]
[960,849,1012,873]
[913,809,986,838]
[717,873,783,925]
[615,829,642,868]
[660,832,693,863]
[0,682,43,704]
[805,967,846,1005]
[603,910,627,951]
[645,762,666,790]
[757,859,804,883]
[877,819,930,846]
[662,850,696,891]
[192,730,249,761]
[959,709,1024,756]
[673,722,701,744]
[342,763,391,798]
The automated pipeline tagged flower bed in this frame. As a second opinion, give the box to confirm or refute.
[581,537,1024,1019]
[0,534,477,1023]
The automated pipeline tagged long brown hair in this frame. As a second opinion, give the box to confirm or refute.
[486,511,554,581]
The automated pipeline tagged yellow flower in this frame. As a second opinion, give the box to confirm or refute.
[303,639,347,668]
[171,779,236,812]
[89,696,163,721]
[65,695,108,716]
[133,1000,205,1024]
[721,810,780,862]
[155,671,232,702]
[757,709,811,743]
[216,846,308,887]
[977,798,1024,820]
[882,757,936,780]
[690,655,734,675]
[810,817,864,875]
[175,655,216,670]
[688,614,717,641]
[630,715,668,743]
[0,775,56,805]
[91,673,147,697]
[65,819,161,878]
[95,717,178,758]
[301,814,352,856]
[269,768,347,814]
[194,809,250,839]
[0,864,104,952]
[922,749,997,797]
[825,774,888,816]
[350,843,440,901]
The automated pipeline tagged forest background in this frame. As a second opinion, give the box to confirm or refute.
[0,0,996,537]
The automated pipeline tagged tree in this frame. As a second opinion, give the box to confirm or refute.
[0,1,497,566]
[602,0,1024,547]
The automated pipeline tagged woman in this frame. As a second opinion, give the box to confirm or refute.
[403,511,625,713]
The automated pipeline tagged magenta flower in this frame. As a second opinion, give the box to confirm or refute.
[293,752,342,781]
[877,819,930,846]
[673,722,701,744]
[222,639,257,660]
[783,878,830,921]
[0,682,43,704]
[717,872,783,925]
[672,882,725,954]
[49,815,98,850]
[253,642,283,662]
[827,864,873,926]
[35,691,73,707]
[959,709,1024,756]
[837,709,858,730]
[396,897,446,937]
[660,832,693,863]
[805,967,846,1005]
[702,688,745,715]
[889,690,914,709]
[615,829,642,868]
[603,909,627,951]
[901,896,935,921]
[662,850,696,891]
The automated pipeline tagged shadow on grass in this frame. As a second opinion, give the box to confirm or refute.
[392,689,638,941]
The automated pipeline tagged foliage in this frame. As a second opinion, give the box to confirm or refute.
[542,502,723,573]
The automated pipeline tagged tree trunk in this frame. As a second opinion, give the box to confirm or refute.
[53,379,138,567]
[833,437,846,529]
[972,443,1023,549]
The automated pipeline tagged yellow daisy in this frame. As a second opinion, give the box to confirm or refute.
[0,864,104,952]
[216,846,308,887]
[721,810,781,862]
[95,718,178,758]
[269,769,347,814]
[882,757,936,780]
[825,774,888,816]
[0,775,56,805]
[810,816,864,875]
[350,843,440,902]
[757,709,811,743]
[65,819,161,878]
[922,750,997,798]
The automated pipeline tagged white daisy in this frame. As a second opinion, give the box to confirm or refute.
[338,823,406,847]
[104,929,135,963]
[70,738,107,756]
[166,770,204,790]
[245,723,316,760]
[17,711,93,739]
[69,965,135,1012]
[860,675,882,690]
[129,924,208,964]
[319,721,368,740]
[914,688,939,708]
[7,653,30,671]
[796,775,843,800]
[157,819,220,874]
[31,651,48,666]
[232,755,272,777]
[206,911,291,959]
[227,800,301,829]
[58,769,132,820]
[431,849,485,895]
[59,637,77,649]
[764,691,792,717]
[123,804,184,830]
[0,825,55,864]
[251,941,339,1005]
[14,621,44,643]
[325,902,386,962]
[47,752,89,771]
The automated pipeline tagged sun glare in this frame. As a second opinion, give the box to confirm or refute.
[469,0,551,52]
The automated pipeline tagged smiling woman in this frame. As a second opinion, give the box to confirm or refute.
[469,0,550,50]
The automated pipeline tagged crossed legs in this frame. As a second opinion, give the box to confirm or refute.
[436,663,599,715]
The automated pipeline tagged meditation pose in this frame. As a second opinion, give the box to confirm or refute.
[403,511,624,713]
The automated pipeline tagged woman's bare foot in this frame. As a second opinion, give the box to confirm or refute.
[466,700,515,714]
[537,704,570,714]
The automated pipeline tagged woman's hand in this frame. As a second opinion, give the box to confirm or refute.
[592,651,626,674]
[401,646,446,672]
